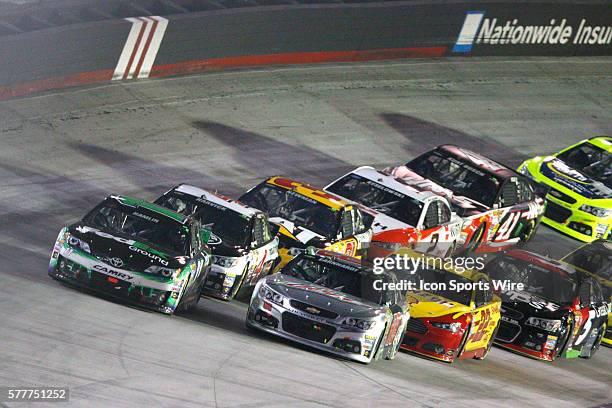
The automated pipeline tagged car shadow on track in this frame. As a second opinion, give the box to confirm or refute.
[67,141,242,196]
[191,120,355,187]
[380,112,528,168]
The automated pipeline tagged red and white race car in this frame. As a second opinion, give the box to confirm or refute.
[384,145,546,253]
[325,166,462,258]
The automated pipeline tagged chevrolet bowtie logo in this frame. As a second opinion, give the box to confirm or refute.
[305,307,320,314]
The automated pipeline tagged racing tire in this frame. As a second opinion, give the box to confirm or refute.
[453,323,471,363]
[552,319,574,361]
[464,225,486,254]
[518,220,538,245]
[473,321,500,360]
[580,323,606,359]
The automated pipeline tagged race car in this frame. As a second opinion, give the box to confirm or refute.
[561,239,612,347]
[385,145,546,253]
[239,177,372,269]
[246,249,409,363]
[398,252,501,362]
[155,184,279,300]
[325,166,462,259]
[484,250,609,361]
[518,136,612,242]
[48,195,212,314]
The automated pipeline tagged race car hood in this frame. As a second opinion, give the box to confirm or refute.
[406,290,471,318]
[206,234,248,257]
[67,223,184,274]
[540,157,612,200]
[265,274,383,318]
[269,217,329,247]
[383,166,490,216]
[498,288,570,316]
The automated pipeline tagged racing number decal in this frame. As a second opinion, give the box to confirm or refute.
[495,212,521,241]
[469,309,492,343]
[574,309,596,346]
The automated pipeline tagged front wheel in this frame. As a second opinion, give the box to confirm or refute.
[474,321,499,360]
[453,323,471,362]
[580,323,606,359]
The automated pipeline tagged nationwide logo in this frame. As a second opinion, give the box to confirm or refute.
[453,12,612,53]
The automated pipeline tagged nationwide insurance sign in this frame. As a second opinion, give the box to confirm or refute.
[453,11,612,53]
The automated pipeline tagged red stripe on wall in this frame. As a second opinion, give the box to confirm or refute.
[0,70,114,101]
[150,47,446,77]
[0,46,446,101]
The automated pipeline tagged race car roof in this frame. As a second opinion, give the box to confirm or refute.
[173,184,261,218]
[266,176,349,211]
[436,145,517,179]
[349,166,441,203]
[110,195,188,224]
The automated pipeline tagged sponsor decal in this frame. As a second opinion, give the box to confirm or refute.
[305,306,321,314]
[454,12,612,53]
[92,264,134,281]
[129,245,169,266]
[131,211,159,223]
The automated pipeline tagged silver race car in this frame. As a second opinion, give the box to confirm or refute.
[246,249,409,363]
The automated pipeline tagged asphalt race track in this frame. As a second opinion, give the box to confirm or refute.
[0,56,611,407]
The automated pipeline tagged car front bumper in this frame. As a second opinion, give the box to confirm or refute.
[541,196,610,242]
[246,295,381,364]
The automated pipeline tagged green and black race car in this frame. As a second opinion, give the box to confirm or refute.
[49,195,212,314]
[518,136,611,242]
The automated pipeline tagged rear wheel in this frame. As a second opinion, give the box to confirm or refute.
[518,220,538,244]
[465,225,485,254]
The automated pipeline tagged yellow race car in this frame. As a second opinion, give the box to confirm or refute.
[396,250,501,362]
[239,176,373,269]
[562,239,612,347]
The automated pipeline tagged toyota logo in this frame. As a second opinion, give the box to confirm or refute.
[108,257,124,268]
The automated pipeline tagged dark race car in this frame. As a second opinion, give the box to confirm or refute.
[246,249,409,363]
[385,145,546,253]
[49,195,212,314]
[484,249,609,361]
[561,239,612,346]
[155,184,279,300]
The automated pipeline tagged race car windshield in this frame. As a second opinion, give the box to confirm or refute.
[407,151,502,207]
[156,192,251,247]
[84,202,189,255]
[556,141,612,189]
[488,257,577,304]
[563,244,612,280]
[283,256,388,305]
[240,184,340,239]
[411,267,472,306]
[327,174,423,226]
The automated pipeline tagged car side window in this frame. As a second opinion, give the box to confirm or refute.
[590,281,604,304]
[340,210,354,238]
[438,201,451,224]
[423,202,439,229]
[497,180,519,207]
[517,179,534,203]
[579,282,591,307]
[252,216,271,248]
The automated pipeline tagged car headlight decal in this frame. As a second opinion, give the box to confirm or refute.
[525,317,562,332]
[343,318,376,330]
[259,285,284,305]
[431,321,462,333]
[579,205,612,218]
[66,233,91,253]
